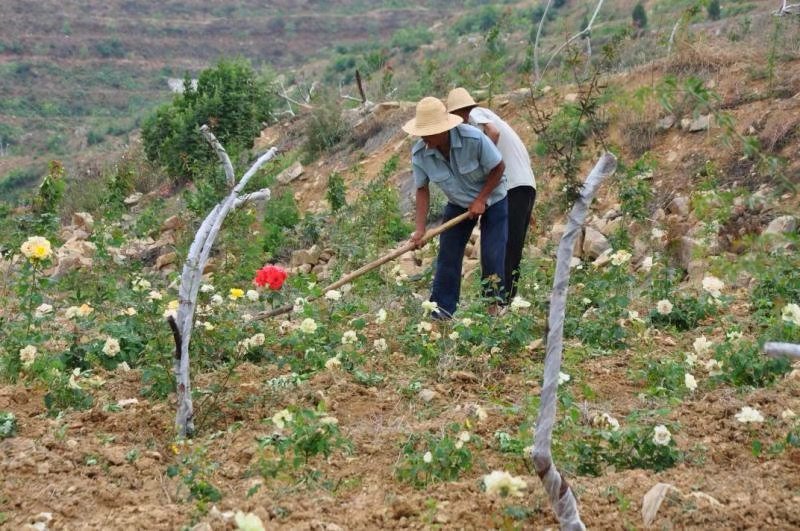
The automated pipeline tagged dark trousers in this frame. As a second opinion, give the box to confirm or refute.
[505,186,536,300]
[431,197,508,317]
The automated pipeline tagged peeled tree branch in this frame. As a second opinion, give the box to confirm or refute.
[764,342,800,359]
[170,125,277,437]
[530,153,617,530]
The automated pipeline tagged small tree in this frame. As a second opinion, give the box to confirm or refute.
[142,58,277,183]
[632,2,648,29]
[707,0,721,21]
[33,161,65,215]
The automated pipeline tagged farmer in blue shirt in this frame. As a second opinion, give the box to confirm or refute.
[403,96,508,318]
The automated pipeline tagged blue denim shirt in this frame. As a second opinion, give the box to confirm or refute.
[412,124,507,209]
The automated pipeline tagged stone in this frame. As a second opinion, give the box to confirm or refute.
[688,114,711,132]
[189,524,212,531]
[462,257,480,278]
[678,237,701,270]
[666,196,690,216]
[592,248,613,268]
[419,389,437,402]
[582,227,610,259]
[450,370,479,383]
[101,446,127,466]
[123,192,143,206]
[155,252,177,270]
[372,101,402,119]
[642,483,678,527]
[680,118,692,130]
[52,239,96,277]
[276,161,305,185]
[34,513,53,524]
[656,116,675,130]
[298,263,312,274]
[599,216,623,237]
[564,93,579,103]
[764,215,797,235]
[161,215,183,231]
[464,243,477,259]
[72,212,94,231]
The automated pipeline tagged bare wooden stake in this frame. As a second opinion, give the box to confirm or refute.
[171,125,277,437]
[531,153,617,530]
[776,0,800,15]
[764,342,800,359]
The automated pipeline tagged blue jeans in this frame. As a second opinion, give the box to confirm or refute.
[430,197,508,317]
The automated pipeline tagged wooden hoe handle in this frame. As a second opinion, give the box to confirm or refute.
[256,211,472,320]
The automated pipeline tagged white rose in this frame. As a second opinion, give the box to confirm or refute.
[652,425,671,446]
[325,290,342,301]
[102,337,121,357]
[656,299,673,315]
[734,406,764,424]
[373,338,388,352]
[483,470,527,497]
[299,318,317,334]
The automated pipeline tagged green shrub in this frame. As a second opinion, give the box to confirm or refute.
[632,3,648,29]
[33,161,66,215]
[303,96,349,161]
[707,0,721,21]
[142,58,277,183]
[261,190,300,258]
[452,5,502,35]
[715,341,791,388]
[616,155,654,221]
[0,411,16,439]
[326,171,346,212]
[395,424,477,488]
[563,423,681,476]
[390,26,433,52]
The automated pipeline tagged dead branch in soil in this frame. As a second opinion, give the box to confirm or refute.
[170,126,277,437]
[530,152,617,531]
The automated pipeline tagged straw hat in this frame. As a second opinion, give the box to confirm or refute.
[446,87,477,112]
[402,97,462,136]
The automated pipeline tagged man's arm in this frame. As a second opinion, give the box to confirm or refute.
[411,185,430,248]
[468,160,505,218]
[483,122,500,145]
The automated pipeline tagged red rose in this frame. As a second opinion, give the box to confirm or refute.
[253,264,287,290]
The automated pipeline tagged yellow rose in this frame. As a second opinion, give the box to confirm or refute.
[20,236,52,261]
[229,288,244,300]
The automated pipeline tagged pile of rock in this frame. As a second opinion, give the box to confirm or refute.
[51,212,97,277]
[288,245,336,279]
[116,214,184,275]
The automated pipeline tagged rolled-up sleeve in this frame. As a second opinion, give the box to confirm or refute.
[478,133,502,174]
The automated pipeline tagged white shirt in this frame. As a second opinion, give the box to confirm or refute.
[469,107,536,191]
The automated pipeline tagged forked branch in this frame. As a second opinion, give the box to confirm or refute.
[171,126,277,437]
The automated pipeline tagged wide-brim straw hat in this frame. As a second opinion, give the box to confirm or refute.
[402,97,463,136]
[446,87,478,112]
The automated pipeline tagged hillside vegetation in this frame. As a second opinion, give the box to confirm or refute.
[1,1,800,529]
